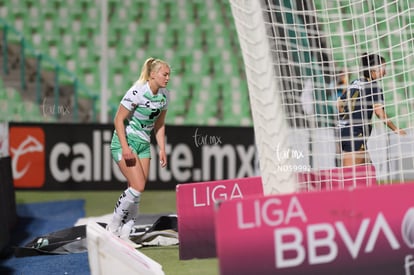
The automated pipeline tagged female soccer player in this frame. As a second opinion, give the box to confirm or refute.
[107,57,170,238]
[337,53,406,167]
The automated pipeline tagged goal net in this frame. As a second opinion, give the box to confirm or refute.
[229,0,414,194]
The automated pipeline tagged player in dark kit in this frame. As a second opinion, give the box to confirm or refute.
[337,53,406,167]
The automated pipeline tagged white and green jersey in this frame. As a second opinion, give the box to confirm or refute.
[120,82,169,142]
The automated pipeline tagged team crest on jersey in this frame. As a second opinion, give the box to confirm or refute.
[151,97,167,108]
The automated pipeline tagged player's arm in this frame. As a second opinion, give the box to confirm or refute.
[337,97,345,114]
[154,110,168,167]
[114,105,136,163]
[373,103,406,135]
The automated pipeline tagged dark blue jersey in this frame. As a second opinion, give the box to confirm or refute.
[338,78,384,152]
[338,78,384,132]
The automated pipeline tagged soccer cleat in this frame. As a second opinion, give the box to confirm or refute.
[106,223,121,237]
[119,220,135,240]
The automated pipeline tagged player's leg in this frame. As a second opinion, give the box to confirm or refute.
[139,158,151,182]
[115,156,148,238]
[107,135,147,235]
[129,143,151,225]
[128,141,151,191]
[342,151,366,166]
[107,152,146,235]
[121,157,151,223]
[117,151,151,237]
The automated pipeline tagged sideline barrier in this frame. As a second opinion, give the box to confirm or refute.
[176,176,263,260]
[0,156,16,255]
[0,121,15,255]
[87,222,164,275]
[9,123,256,190]
[215,183,414,275]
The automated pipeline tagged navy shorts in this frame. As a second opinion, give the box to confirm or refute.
[340,126,369,152]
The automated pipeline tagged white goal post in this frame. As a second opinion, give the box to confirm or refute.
[228,0,297,194]
[229,0,414,194]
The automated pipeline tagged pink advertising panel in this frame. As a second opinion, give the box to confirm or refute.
[297,164,377,191]
[215,183,414,275]
[176,176,263,260]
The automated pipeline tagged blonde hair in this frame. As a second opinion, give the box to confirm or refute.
[135,57,170,85]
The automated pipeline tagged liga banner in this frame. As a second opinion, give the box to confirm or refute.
[215,183,414,275]
[8,123,256,190]
[176,176,263,260]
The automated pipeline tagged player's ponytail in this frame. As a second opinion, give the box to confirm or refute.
[361,52,385,79]
[135,57,170,85]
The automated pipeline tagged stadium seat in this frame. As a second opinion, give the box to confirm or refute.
[1,0,411,127]
[14,0,412,127]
